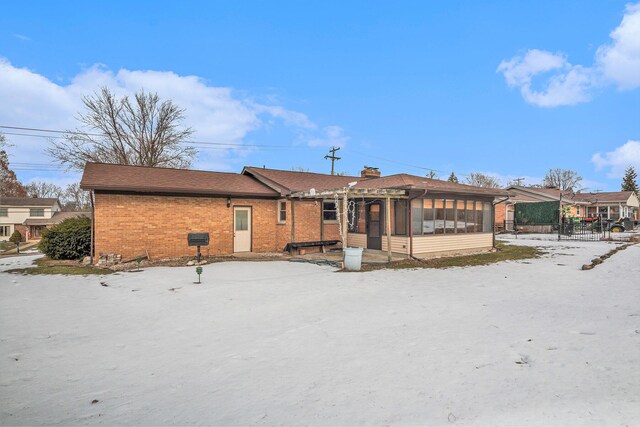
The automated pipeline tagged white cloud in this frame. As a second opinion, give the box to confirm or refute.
[497,49,567,87]
[596,2,640,90]
[497,2,640,107]
[12,34,30,41]
[592,140,640,178]
[250,104,316,130]
[307,125,349,147]
[497,50,593,107]
[0,59,334,175]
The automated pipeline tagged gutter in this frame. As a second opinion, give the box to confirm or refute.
[90,190,95,265]
[492,196,511,248]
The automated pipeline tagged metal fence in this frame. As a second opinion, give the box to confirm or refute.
[502,217,616,241]
[557,221,610,241]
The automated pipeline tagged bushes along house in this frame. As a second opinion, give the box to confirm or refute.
[39,216,91,260]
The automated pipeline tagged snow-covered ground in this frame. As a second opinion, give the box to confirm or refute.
[1,238,639,426]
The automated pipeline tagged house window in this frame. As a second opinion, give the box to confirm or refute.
[348,201,366,233]
[30,208,44,217]
[474,201,484,232]
[456,200,466,233]
[466,201,476,232]
[482,202,492,232]
[278,200,286,223]
[412,199,423,235]
[323,200,337,221]
[444,199,455,233]
[434,198,446,234]
[0,226,10,237]
[412,197,493,235]
[394,200,407,235]
[422,198,434,235]
[0,208,7,217]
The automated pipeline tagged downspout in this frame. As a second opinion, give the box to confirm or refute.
[408,189,427,259]
[90,190,95,264]
[493,196,510,249]
[320,198,324,241]
[290,198,295,245]
[385,195,392,262]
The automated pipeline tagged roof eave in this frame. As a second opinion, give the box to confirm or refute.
[85,185,278,198]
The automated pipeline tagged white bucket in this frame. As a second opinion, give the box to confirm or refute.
[343,247,364,271]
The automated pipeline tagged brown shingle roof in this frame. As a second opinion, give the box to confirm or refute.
[353,174,509,197]
[0,197,60,207]
[243,167,506,197]
[80,163,280,197]
[243,166,360,193]
[572,191,635,203]
[23,211,91,226]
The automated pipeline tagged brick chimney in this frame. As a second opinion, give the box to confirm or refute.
[360,165,381,179]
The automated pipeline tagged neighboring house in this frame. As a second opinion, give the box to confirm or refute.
[494,186,639,228]
[23,211,92,236]
[495,186,588,228]
[572,191,639,220]
[0,197,62,241]
[80,162,508,261]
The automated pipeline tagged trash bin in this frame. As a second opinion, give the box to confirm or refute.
[343,247,363,271]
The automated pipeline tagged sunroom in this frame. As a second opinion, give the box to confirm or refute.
[292,174,508,260]
[346,193,497,258]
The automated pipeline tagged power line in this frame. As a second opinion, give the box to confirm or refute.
[350,149,442,173]
[1,131,311,152]
[0,125,312,149]
[2,124,450,178]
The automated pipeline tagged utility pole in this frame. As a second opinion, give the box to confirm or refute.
[324,146,341,175]
[513,177,525,186]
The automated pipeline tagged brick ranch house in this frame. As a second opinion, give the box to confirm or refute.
[80,163,508,261]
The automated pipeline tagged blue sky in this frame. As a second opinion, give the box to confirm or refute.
[1,1,639,191]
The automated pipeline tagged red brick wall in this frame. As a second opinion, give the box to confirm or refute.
[94,193,288,259]
[93,193,342,259]
[494,203,508,226]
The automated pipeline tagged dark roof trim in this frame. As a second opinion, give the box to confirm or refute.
[93,189,280,199]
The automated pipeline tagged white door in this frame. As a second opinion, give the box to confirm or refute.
[234,207,251,252]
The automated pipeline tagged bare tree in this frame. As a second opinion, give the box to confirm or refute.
[464,172,501,188]
[61,183,91,211]
[47,87,196,170]
[426,171,438,179]
[0,132,28,197]
[542,168,583,191]
[25,181,63,199]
